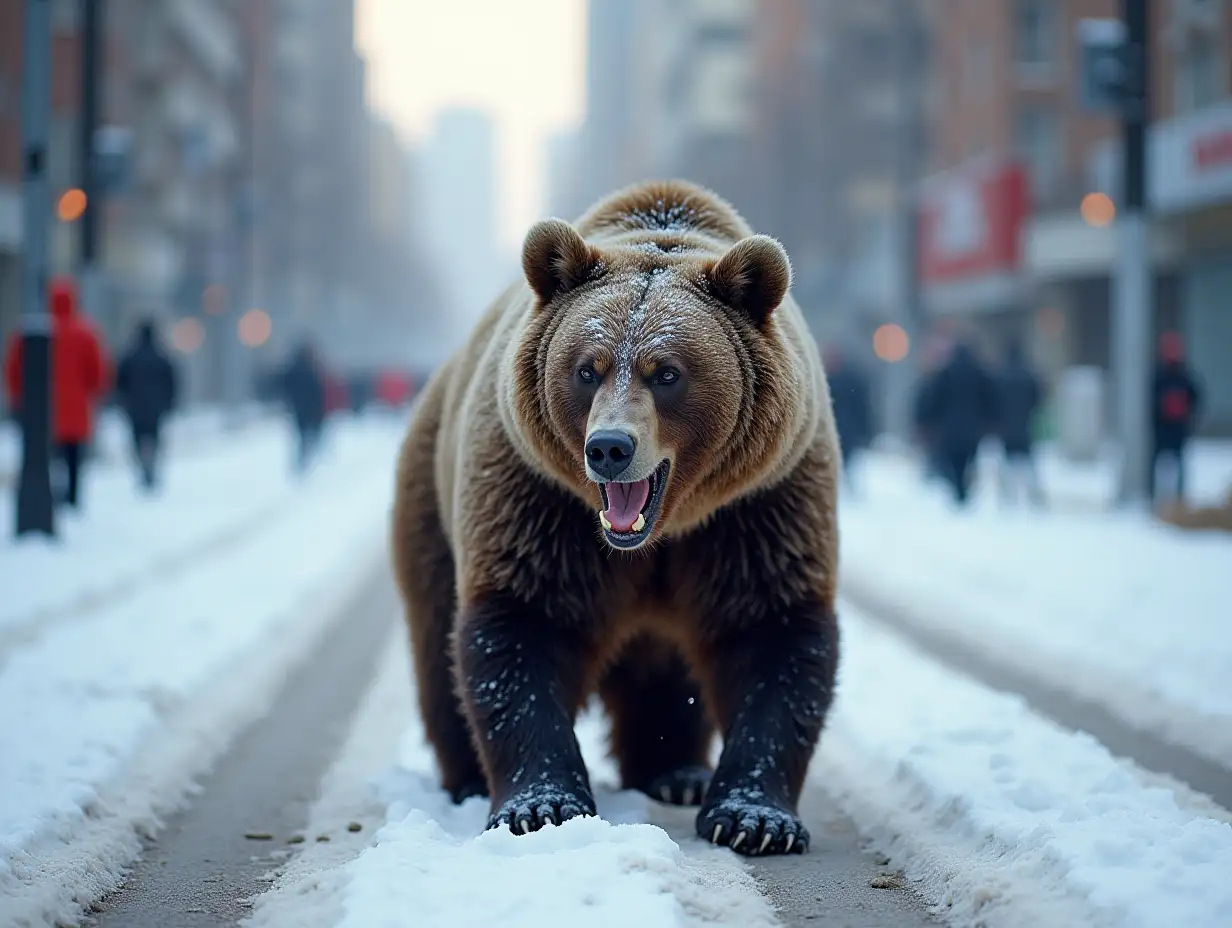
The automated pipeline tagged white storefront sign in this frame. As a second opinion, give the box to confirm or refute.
[1089,100,1232,215]
[1153,101,1232,213]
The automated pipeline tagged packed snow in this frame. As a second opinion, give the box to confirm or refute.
[818,603,1232,928]
[248,629,778,928]
[0,414,308,637]
[0,415,405,928]
[0,404,266,484]
[840,443,1232,767]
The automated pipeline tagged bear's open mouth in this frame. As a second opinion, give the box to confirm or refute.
[598,459,670,548]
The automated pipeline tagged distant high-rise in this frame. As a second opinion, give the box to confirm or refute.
[420,108,501,325]
[544,128,583,221]
[579,0,638,204]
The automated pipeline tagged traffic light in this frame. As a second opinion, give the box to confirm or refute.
[1077,17,1146,121]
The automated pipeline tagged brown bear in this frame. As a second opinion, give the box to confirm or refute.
[391,179,840,856]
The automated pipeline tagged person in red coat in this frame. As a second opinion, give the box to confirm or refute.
[3,276,111,509]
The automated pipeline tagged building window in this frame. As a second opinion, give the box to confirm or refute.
[965,44,992,101]
[1014,0,1058,77]
[1014,105,1061,202]
[51,0,79,31]
[1173,36,1224,114]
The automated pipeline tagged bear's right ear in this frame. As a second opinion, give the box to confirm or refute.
[522,218,602,305]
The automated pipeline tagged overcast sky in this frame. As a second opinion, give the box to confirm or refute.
[356,0,587,252]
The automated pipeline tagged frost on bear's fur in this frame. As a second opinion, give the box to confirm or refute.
[390,180,841,857]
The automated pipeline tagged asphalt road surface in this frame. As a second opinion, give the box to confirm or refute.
[84,570,940,928]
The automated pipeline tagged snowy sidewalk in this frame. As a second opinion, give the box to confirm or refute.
[1,413,315,642]
[840,447,1232,770]
[0,404,270,487]
[818,603,1232,928]
[0,415,406,928]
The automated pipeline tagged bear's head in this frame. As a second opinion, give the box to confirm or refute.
[505,214,810,552]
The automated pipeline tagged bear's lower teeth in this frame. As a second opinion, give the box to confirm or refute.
[597,512,648,533]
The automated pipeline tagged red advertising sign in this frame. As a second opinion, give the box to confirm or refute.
[1192,127,1232,173]
[918,158,1029,284]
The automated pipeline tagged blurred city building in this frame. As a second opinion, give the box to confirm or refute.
[561,0,1232,436]
[921,0,1232,435]
[417,107,504,335]
[0,0,441,407]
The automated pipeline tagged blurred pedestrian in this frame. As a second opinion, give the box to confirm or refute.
[1150,332,1202,504]
[823,345,873,487]
[281,340,326,473]
[913,332,951,484]
[115,319,179,491]
[3,276,110,509]
[995,338,1045,507]
[919,339,998,506]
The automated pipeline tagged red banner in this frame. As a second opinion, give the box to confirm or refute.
[918,159,1029,284]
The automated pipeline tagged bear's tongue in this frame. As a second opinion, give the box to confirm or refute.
[602,479,651,532]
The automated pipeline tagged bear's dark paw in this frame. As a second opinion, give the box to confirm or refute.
[696,790,809,856]
[486,784,597,835]
[449,778,489,804]
[642,765,711,807]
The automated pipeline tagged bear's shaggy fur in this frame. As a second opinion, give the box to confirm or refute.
[391,180,841,856]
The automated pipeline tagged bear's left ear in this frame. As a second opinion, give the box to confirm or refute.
[705,235,792,328]
[522,218,602,305]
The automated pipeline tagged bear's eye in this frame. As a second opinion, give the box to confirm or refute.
[577,365,597,384]
[653,368,681,386]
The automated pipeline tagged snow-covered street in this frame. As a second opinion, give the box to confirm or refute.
[2,425,1230,928]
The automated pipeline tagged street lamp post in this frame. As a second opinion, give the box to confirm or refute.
[77,0,107,334]
[1113,0,1152,505]
[15,0,56,538]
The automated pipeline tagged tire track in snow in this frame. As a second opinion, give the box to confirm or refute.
[841,579,1232,814]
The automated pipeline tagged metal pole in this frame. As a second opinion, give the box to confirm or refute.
[1114,0,1151,504]
[15,0,56,538]
[79,0,101,268]
[78,0,107,342]
[888,0,924,441]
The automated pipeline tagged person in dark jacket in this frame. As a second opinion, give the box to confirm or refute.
[912,333,952,484]
[921,340,998,505]
[115,319,179,491]
[995,339,1045,507]
[282,341,326,473]
[824,345,873,485]
[1150,332,1202,504]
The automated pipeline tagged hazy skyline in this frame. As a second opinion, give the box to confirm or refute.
[356,0,587,253]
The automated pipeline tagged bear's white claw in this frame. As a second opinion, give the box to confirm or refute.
[712,824,724,844]
[731,830,747,850]
[759,833,773,853]
[659,785,672,802]
[682,786,695,806]
[519,819,531,834]
[542,813,554,826]
[784,834,795,853]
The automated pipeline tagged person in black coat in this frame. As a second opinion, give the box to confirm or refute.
[824,346,873,484]
[282,341,326,473]
[1150,332,1202,504]
[995,339,1045,506]
[920,340,998,505]
[115,319,179,490]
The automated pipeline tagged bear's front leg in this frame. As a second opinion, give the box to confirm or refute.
[695,604,838,856]
[456,595,596,834]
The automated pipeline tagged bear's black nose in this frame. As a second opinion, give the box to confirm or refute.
[585,429,637,480]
